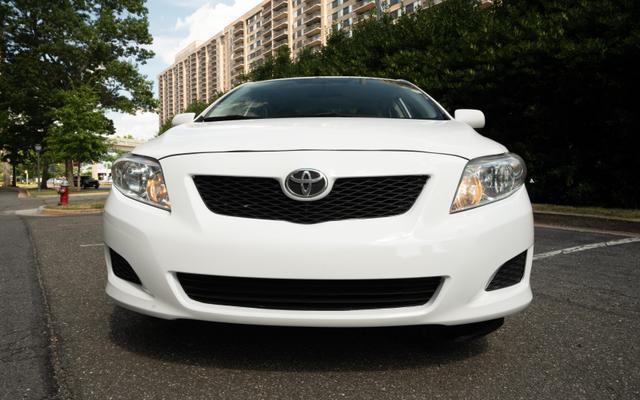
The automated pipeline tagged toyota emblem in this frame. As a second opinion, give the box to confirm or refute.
[284,169,328,200]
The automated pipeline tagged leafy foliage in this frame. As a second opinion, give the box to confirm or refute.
[0,0,155,187]
[246,0,640,208]
[46,86,112,165]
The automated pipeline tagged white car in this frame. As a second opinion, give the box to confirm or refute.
[105,77,532,338]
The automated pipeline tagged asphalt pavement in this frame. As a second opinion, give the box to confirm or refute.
[0,189,639,399]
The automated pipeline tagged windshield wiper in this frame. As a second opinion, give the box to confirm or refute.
[201,115,261,122]
[292,112,360,118]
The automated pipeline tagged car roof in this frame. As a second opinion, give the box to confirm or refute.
[246,76,410,85]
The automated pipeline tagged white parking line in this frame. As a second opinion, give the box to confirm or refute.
[533,236,640,260]
[79,243,104,247]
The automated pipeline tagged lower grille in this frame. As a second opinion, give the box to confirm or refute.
[176,273,443,310]
[486,251,527,291]
[193,175,428,224]
[109,249,142,285]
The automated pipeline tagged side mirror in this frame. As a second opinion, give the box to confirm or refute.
[171,112,196,127]
[454,109,485,129]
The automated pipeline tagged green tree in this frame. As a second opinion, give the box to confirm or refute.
[0,0,156,188]
[46,86,112,189]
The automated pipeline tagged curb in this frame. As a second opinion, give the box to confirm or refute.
[534,211,640,235]
[26,192,109,199]
[40,206,103,216]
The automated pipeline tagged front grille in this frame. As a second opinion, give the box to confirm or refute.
[176,273,443,310]
[193,175,428,224]
[486,251,527,291]
[109,248,142,285]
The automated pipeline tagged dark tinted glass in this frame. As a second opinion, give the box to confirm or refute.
[201,78,448,121]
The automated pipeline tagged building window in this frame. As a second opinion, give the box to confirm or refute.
[332,0,340,8]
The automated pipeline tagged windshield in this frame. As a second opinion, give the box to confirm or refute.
[200,78,448,122]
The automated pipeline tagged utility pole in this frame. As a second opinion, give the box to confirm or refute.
[35,143,42,192]
[375,0,382,17]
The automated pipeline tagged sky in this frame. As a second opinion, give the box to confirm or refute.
[107,0,262,140]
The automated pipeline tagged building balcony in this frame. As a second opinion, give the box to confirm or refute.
[273,8,288,21]
[273,29,288,42]
[305,35,322,47]
[234,20,244,29]
[304,3,321,15]
[233,35,244,46]
[273,0,287,11]
[273,38,288,50]
[305,23,322,37]
[303,13,321,25]
[304,0,321,5]
[273,19,287,31]
[354,0,375,14]
[233,56,245,66]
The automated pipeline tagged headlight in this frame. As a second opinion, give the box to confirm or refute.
[112,154,171,211]
[450,153,526,213]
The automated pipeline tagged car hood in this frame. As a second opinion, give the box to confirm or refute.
[134,118,507,160]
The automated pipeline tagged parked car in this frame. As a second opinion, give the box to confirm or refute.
[105,77,532,339]
[46,177,64,187]
[78,176,99,189]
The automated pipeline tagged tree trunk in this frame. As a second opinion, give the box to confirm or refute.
[11,163,17,187]
[76,162,81,191]
[65,159,74,188]
[40,160,49,189]
[2,162,10,187]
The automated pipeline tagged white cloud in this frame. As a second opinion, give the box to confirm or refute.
[154,0,260,66]
[108,111,159,141]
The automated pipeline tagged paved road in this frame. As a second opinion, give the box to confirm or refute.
[1,189,639,399]
[0,192,55,400]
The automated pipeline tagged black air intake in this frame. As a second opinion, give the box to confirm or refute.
[192,175,428,224]
[486,251,528,291]
[109,248,142,285]
[176,273,443,310]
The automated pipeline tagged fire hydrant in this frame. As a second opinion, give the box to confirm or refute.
[58,179,69,205]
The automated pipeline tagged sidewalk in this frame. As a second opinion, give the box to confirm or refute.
[534,211,640,235]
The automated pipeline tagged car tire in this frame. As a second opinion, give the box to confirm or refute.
[95,183,100,189]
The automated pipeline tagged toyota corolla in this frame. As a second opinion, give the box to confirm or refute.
[104,77,533,337]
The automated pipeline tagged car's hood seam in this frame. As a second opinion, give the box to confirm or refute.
[153,149,469,161]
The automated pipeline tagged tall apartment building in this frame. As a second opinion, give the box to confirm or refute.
[158,0,433,124]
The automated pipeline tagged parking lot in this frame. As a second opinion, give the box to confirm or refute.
[1,191,639,400]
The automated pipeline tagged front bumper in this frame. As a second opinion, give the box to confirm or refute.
[104,151,534,327]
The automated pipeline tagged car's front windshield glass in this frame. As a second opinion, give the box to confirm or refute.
[200,78,448,121]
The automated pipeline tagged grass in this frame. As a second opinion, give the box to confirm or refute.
[45,200,105,210]
[533,204,640,220]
